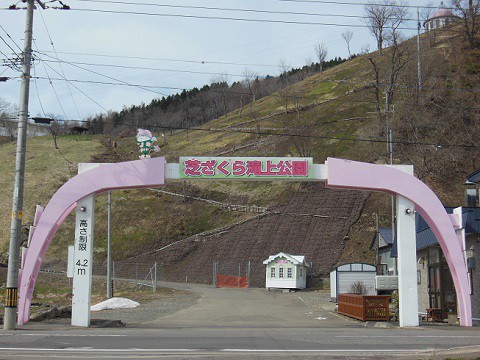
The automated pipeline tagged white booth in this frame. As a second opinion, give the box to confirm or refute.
[263,252,309,289]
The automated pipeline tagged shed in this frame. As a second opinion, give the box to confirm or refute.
[330,263,376,302]
[263,252,309,290]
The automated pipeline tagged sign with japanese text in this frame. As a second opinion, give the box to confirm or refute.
[72,195,95,327]
[76,219,89,276]
[179,157,314,180]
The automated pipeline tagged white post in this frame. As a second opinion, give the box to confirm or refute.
[71,195,95,327]
[396,195,419,327]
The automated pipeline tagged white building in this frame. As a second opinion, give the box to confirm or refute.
[424,8,459,32]
[263,252,309,290]
[330,263,377,302]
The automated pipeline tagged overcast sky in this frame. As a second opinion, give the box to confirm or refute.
[1,0,436,120]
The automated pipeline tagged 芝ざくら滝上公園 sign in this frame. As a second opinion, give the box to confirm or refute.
[179,157,314,180]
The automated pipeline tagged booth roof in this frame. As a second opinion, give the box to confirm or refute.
[263,252,309,266]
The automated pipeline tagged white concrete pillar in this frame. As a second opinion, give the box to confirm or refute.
[396,195,419,327]
[71,194,95,327]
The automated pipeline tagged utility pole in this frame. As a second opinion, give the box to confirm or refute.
[107,191,112,299]
[385,90,395,258]
[4,0,35,330]
[417,7,423,91]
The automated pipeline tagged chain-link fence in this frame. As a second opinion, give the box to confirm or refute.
[112,261,159,292]
[213,261,251,288]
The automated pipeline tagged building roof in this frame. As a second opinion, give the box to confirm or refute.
[389,207,480,255]
[262,252,309,266]
[467,168,480,184]
[429,8,456,20]
[330,262,376,273]
[370,228,394,251]
[416,227,439,251]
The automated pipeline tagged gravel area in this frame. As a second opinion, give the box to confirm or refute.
[295,289,337,312]
[90,289,200,325]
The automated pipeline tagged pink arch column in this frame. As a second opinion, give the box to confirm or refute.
[325,158,472,327]
[18,157,166,325]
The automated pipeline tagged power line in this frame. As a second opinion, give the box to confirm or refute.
[38,6,82,119]
[0,25,22,53]
[68,7,420,30]
[41,60,109,112]
[16,117,478,149]
[31,71,480,96]
[73,0,414,21]
[0,35,21,59]
[32,40,69,120]
[34,49,281,68]
[36,51,169,97]
[275,0,455,11]
[39,58,250,78]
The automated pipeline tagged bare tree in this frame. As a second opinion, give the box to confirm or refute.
[276,59,292,113]
[361,43,371,55]
[0,97,17,139]
[387,1,409,46]
[313,42,328,72]
[451,0,480,49]
[368,29,413,136]
[242,68,257,103]
[364,1,408,53]
[364,1,393,52]
[304,56,313,77]
[419,1,434,22]
[210,73,231,114]
[341,30,354,58]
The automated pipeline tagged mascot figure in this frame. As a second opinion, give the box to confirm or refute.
[136,128,160,159]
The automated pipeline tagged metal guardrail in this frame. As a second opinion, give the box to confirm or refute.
[337,294,391,321]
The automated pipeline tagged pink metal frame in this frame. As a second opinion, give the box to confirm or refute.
[326,158,471,326]
[17,157,166,325]
[17,157,472,326]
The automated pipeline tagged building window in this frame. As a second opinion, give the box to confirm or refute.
[287,268,292,278]
[300,268,303,278]
[270,267,276,278]
[279,267,284,278]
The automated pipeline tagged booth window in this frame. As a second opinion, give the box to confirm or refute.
[279,267,284,278]
[300,268,303,278]
[271,267,276,278]
[287,268,292,278]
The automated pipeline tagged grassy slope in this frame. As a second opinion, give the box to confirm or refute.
[0,135,103,260]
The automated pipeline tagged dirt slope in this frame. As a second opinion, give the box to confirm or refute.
[126,183,369,287]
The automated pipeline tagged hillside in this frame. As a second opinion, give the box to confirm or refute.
[1,25,479,287]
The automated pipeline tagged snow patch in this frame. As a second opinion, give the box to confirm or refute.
[91,297,140,311]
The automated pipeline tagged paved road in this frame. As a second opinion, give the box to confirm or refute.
[1,282,480,359]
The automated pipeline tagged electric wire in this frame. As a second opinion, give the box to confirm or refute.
[72,0,420,22]
[34,50,281,68]
[0,24,22,53]
[275,0,455,10]
[1,110,478,149]
[68,7,420,30]
[32,39,69,120]
[38,6,82,119]
[41,60,109,112]
[32,63,47,116]
[36,52,169,98]
[0,35,21,59]
[39,59,250,78]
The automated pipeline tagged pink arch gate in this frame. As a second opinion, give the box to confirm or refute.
[17,157,472,327]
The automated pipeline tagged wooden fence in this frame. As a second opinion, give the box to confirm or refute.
[337,294,391,321]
